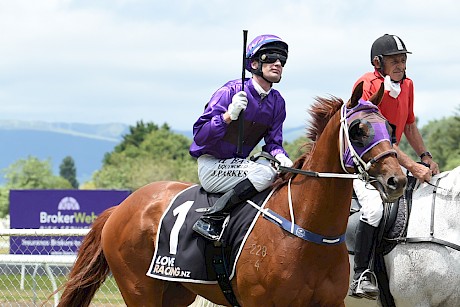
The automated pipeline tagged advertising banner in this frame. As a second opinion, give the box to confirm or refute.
[9,189,130,255]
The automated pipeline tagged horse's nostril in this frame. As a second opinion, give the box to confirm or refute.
[387,176,397,190]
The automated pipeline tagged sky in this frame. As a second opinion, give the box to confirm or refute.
[1,0,459,132]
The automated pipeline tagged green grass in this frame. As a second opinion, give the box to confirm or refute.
[0,273,124,306]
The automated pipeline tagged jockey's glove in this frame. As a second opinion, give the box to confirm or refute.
[275,153,293,168]
[228,91,248,120]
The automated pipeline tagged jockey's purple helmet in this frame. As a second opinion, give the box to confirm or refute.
[245,34,288,71]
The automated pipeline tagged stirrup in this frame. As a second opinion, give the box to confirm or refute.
[349,269,379,300]
[193,215,230,242]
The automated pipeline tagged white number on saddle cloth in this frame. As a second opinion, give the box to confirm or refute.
[170,201,194,254]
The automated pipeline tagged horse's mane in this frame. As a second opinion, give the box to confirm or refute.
[273,95,344,189]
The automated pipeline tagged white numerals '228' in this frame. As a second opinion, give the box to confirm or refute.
[169,201,194,255]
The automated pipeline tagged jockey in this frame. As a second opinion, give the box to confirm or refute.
[189,34,293,241]
[349,34,440,300]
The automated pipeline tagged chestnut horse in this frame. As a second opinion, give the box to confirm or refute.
[55,82,406,307]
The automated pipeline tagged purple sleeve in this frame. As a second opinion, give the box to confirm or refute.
[262,96,288,157]
[192,87,232,146]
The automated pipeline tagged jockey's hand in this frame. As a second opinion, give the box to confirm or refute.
[411,162,433,183]
[228,91,248,120]
[275,153,293,168]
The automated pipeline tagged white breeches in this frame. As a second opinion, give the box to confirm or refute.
[353,179,384,227]
[197,155,277,193]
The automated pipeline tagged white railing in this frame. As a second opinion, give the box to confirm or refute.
[0,228,124,306]
[0,229,218,307]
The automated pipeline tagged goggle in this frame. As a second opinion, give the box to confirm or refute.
[259,53,287,67]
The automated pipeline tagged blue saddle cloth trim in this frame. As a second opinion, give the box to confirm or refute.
[263,208,346,245]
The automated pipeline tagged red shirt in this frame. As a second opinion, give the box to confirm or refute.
[353,70,415,143]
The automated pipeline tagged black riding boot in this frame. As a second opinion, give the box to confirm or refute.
[193,179,258,241]
[349,221,379,300]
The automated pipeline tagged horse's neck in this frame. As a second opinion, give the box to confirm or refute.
[290,123,352,237]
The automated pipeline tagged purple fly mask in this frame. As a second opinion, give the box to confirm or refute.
[343,99,392,168]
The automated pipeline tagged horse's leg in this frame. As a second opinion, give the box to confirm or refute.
[102,199,164,305]
[162,282,197,307]
[103,231,164,306]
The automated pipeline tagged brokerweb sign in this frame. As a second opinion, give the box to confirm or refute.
[10,189,130,255]
[39,196,97,226]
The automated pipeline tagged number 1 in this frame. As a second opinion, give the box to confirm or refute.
[169,201,194,254]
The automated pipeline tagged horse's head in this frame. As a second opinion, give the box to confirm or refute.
[342,81,406,202]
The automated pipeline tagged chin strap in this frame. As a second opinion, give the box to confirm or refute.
[252,67,280,84]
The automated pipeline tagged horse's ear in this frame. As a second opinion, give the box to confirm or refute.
[368,83,384,106]
[347,81,364,108]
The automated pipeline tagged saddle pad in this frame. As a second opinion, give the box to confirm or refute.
[346,197,408,255]
[146,185,271,284]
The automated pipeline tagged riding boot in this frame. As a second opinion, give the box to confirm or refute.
[349,221,379,300]
[193,179,258,241]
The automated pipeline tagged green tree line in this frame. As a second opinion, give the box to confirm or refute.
[1,112,459,218]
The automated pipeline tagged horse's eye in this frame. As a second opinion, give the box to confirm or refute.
[349,119,374,147]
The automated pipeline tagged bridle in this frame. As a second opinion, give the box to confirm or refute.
[339,100,397,182]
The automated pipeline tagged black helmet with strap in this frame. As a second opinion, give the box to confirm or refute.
[370,34,412,64]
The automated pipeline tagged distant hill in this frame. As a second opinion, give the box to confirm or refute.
[0,120,305,185]
[0,120,127,141]
[0,120,129,185]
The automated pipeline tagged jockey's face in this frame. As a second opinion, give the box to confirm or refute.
[261,60,283,83]
[251,60,283,85]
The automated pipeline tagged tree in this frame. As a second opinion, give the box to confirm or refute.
[421,115,460,171]
[283,136,310,161]
[4,156,72,189]
[112,121,160,153]
[59,156,79,188]
[0,187,9,218]
[92,124,198,190]
[0,156,72,218]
